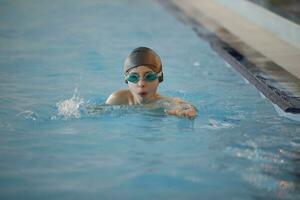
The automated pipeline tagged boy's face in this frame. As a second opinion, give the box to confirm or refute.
[127,65,159,104]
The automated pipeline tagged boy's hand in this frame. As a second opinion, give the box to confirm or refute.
[165,104,197,119]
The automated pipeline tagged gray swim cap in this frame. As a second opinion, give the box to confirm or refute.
[124,47,163,82]
[124,47,162,73]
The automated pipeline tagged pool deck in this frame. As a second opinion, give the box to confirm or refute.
[160,0,300,113]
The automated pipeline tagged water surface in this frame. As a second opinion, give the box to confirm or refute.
[0,0,299,199]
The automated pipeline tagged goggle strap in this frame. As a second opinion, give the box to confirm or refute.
[157,71,162,78]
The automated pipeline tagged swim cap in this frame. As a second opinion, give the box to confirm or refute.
[124,47,163,82]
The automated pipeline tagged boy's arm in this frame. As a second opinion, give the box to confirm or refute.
[164,98,197,119]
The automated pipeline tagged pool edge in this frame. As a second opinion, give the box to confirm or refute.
[158,0,300,114]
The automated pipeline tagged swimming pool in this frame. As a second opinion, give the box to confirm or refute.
[0,0,299,199]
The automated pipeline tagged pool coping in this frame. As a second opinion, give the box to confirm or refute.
[158,0,300,114]
[215,0,300,50]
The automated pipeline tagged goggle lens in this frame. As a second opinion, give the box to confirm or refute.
[126,72,158,83]
[127,74,139,83]
[144,72,158,82]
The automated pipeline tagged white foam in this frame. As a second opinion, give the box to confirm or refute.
[56,89,83,119]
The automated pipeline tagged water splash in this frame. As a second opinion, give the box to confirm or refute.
[56,88,84,119]
[16,110,38,121]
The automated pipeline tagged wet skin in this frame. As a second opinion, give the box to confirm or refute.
[106,66,197,119]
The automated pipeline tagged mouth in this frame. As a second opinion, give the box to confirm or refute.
[138,92,147,97]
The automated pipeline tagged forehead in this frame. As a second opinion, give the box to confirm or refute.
[128,65,154,74]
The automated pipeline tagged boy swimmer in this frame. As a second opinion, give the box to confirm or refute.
[105,47,197,119]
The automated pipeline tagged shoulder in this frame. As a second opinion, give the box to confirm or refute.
[105,89,131,105]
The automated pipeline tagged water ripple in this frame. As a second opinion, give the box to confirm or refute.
[16,110,38,121]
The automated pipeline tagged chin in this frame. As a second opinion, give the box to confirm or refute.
[139,96,150,104]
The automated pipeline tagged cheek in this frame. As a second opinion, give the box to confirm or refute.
[148,81,159,91]
[128,83,139,92]
[128,83,136,89]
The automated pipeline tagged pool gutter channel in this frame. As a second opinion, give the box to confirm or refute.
[159,0,300,114]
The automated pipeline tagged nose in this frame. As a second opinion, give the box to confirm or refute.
[137,79,146,88]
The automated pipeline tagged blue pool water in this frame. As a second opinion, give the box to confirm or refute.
[0,0,299,199]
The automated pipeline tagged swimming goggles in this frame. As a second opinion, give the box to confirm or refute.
[125,71,162,83]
